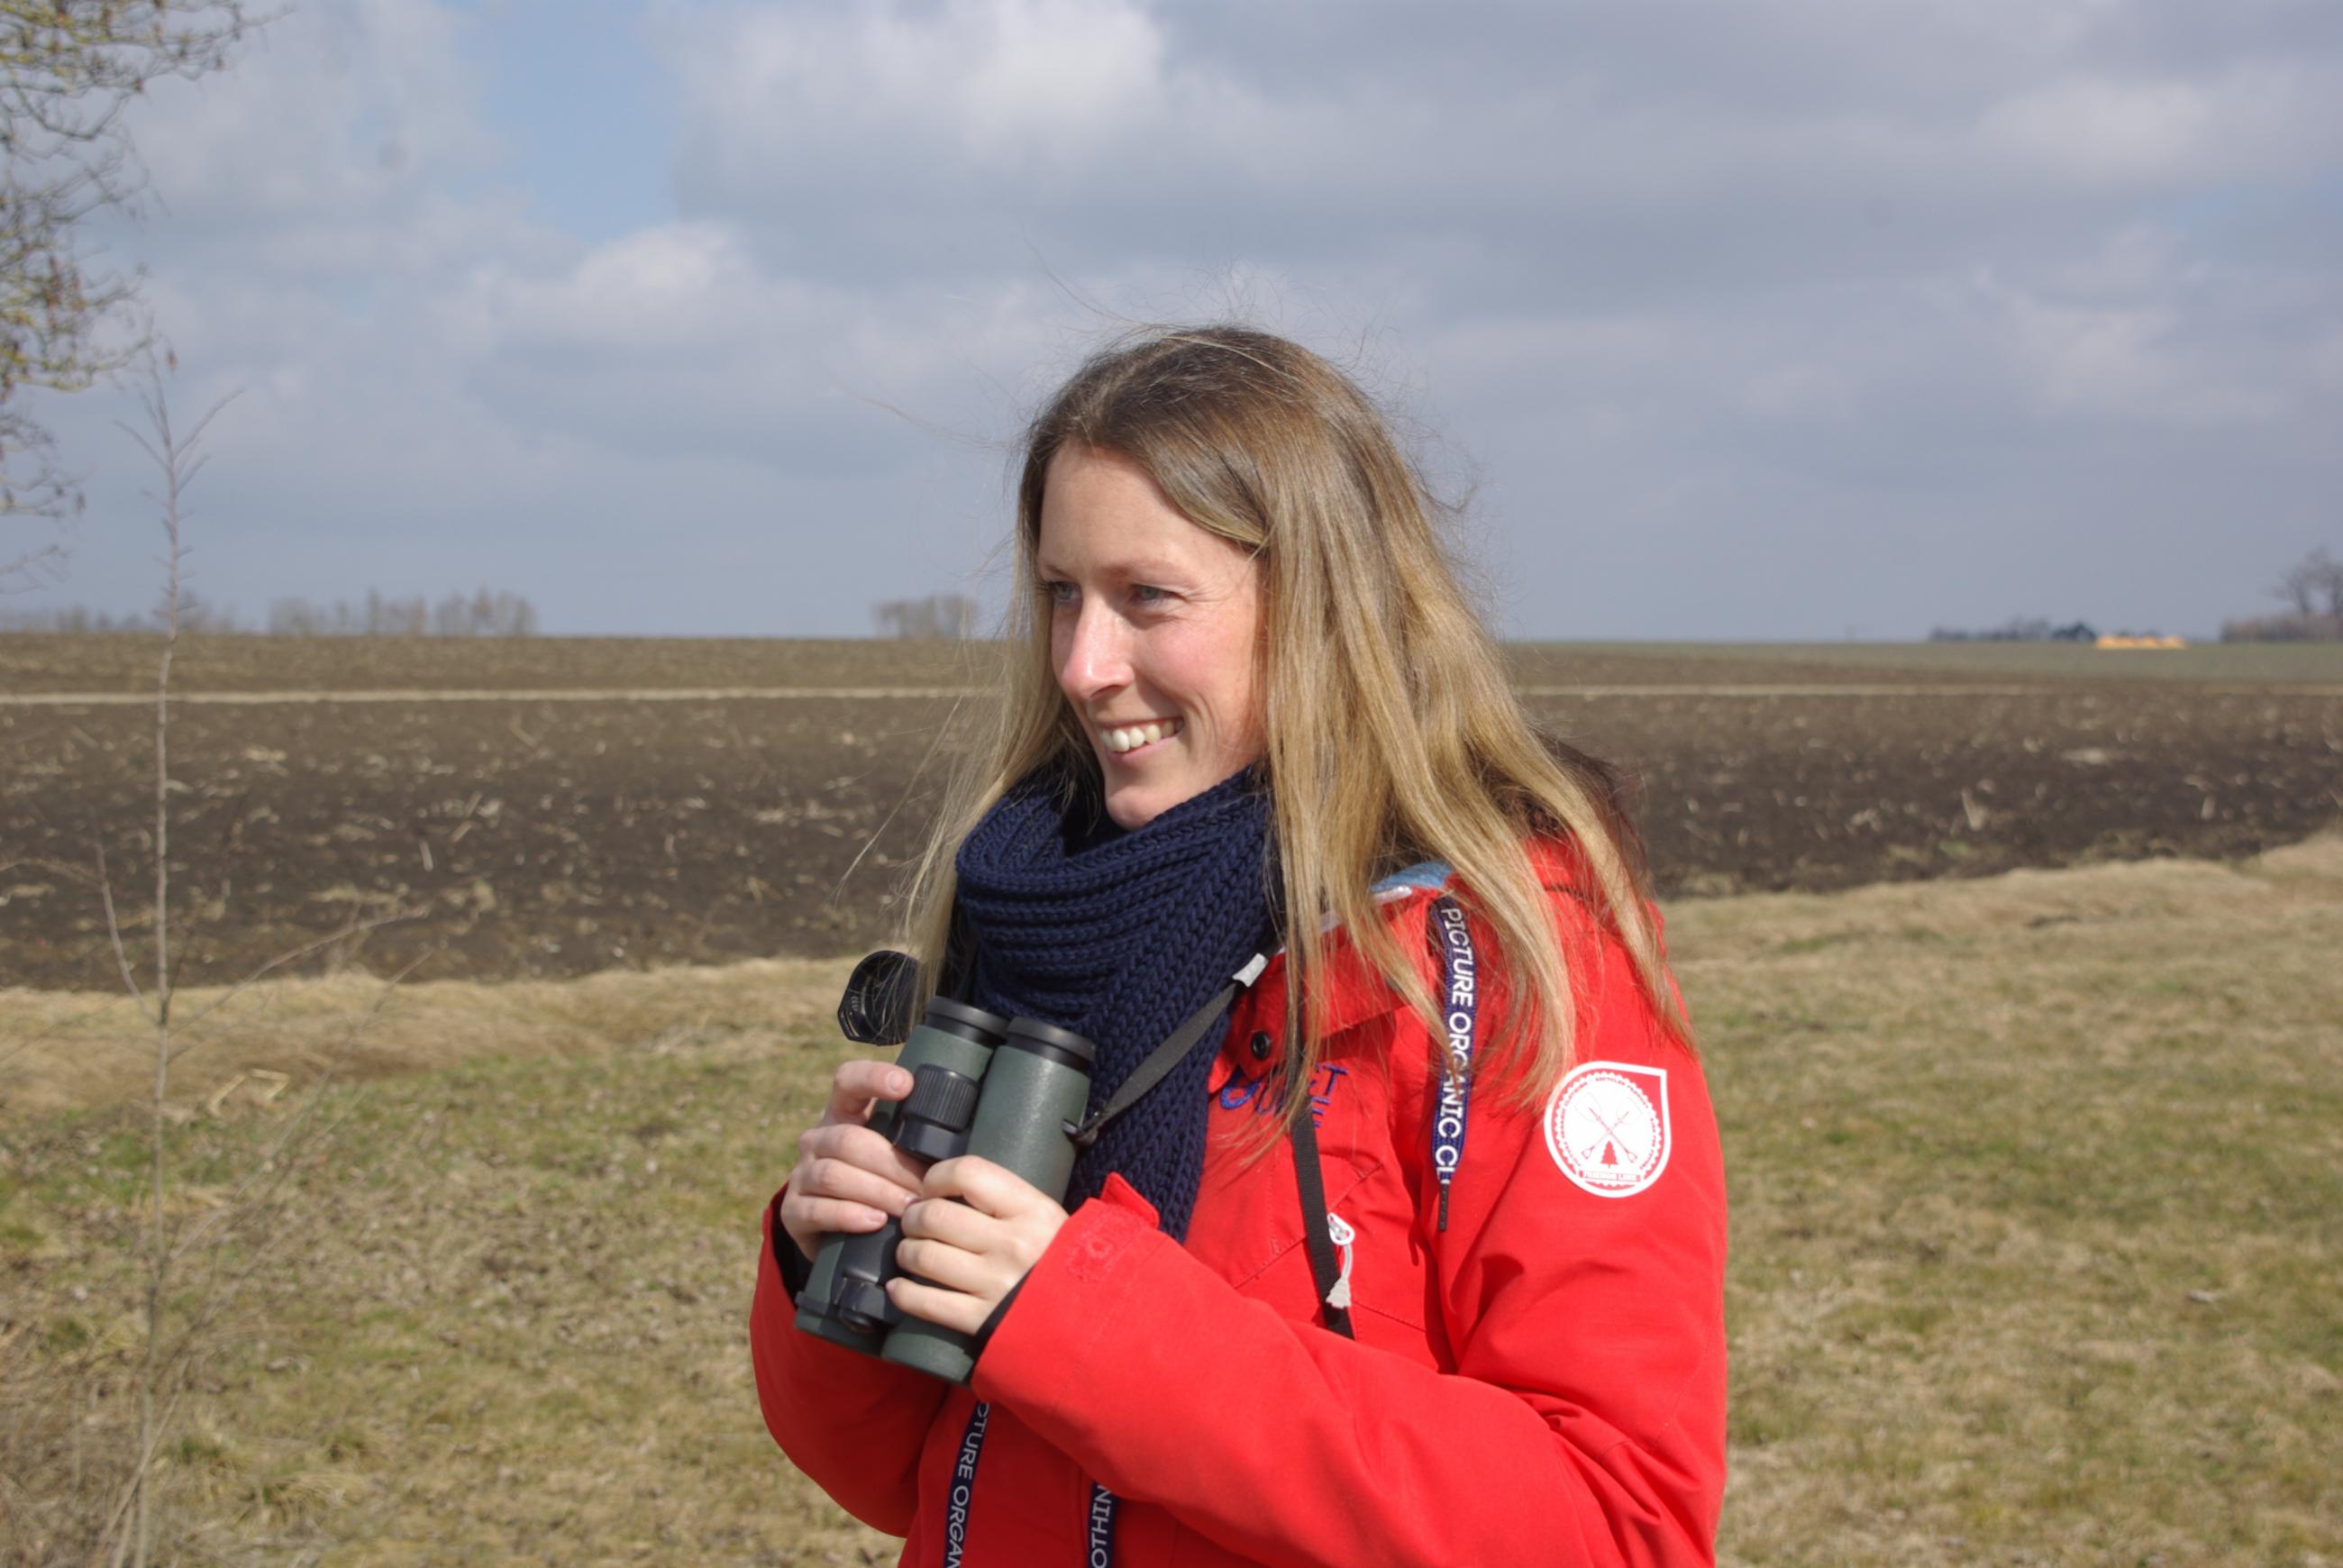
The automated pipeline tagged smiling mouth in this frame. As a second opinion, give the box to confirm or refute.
[1099,717,1183,754]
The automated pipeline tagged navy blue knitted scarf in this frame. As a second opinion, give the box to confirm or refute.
[953,761,1275,1241]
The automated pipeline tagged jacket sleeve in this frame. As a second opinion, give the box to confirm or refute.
[748,1190,951,1536]
[969,909,1728,1567]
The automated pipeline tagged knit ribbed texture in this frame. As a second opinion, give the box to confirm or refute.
[953,762,1275,1241]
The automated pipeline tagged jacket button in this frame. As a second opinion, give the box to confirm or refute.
[1249,1031,1274,1062]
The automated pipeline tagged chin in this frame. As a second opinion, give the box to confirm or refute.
[1102,789,1161,831]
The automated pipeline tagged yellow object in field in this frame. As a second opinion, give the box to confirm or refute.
[2095,634,2190,650]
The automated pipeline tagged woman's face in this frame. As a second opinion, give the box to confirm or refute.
[1035,444,1266,831]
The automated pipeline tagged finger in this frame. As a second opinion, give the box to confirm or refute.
[795,1154,921,1218]
[893,1235,1001,1299]
[885,1274,989,1337]
[780,1195,893,1254]
[898,1195,996,1251]
[824,1059,915,1125]
[798,1123,927,1198]
[922,1156,1041,1217]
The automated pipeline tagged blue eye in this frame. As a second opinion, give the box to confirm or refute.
[1042,580,1078,606]
[1131,584,1169,606]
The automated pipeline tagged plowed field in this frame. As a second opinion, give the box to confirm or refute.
[5,635,2338,991]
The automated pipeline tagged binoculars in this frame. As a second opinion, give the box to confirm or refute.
[795,962,1097,1385]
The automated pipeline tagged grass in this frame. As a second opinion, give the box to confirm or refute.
[1693,836,2343,1566]
[2,998,883,1566]
[0,957,855,1124]
[5,841,2340,1563]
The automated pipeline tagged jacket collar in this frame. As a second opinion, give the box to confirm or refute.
[1221,861,1454,1066]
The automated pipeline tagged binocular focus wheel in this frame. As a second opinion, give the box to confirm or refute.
[836,1276,898,1333]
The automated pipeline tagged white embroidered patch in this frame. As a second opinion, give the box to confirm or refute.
[1544,1062,1671,1199]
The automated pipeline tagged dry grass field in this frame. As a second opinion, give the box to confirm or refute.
[4,837,2338,1565]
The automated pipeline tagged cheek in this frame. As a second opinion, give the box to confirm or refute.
[1226,661,1265,754]
[1223,605,1265,742]
[1196,643,1263,749]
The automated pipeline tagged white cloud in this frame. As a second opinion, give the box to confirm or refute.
[1973,60,2343,187]
[665,0,2343,284]
[137,0,497,228]
[462,222,782,349]
[707,0,1171,167]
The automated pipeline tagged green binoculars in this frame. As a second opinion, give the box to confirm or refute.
[795,986,1097,1385]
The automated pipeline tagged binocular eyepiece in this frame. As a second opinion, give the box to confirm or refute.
[795,960,1097,1385]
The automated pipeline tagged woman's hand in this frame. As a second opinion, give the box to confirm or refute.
[778,1060,930,1263]
[887,1157,1068,1336]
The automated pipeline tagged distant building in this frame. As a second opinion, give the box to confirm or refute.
[1928,617,2099,643]
[2094,634,2189,650]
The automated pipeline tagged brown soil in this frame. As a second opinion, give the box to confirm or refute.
[4,637,2338,992]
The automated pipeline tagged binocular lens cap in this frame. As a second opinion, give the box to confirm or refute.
[838,951,924,1045]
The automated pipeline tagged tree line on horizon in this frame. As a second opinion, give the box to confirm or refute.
[0,588,541,637]
[871,592,979,639]
[14,557,2339,646]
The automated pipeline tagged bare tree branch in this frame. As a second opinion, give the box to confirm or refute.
[108,351,239,1568]
[95,842,157,1027]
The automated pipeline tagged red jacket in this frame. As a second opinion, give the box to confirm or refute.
[751,855,1728,1566]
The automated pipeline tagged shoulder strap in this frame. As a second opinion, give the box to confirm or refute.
[1064,954,1269,1149]
[1290,1104,1354,1339]
[1288,889,1482,1337]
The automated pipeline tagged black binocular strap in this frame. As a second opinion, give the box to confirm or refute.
[1064,954,1269,1150]
[1289,1107,1354,1340]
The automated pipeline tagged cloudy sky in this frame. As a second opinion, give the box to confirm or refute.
[16,0,2343,639]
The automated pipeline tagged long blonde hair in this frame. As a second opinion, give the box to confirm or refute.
[904,326,1691,1126]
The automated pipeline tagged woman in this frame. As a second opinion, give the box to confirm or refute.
[752,327,1726,1566]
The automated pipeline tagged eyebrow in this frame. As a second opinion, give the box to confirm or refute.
[1033,555,1197,582]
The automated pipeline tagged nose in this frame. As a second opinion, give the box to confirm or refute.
[1057,599,1131,706]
